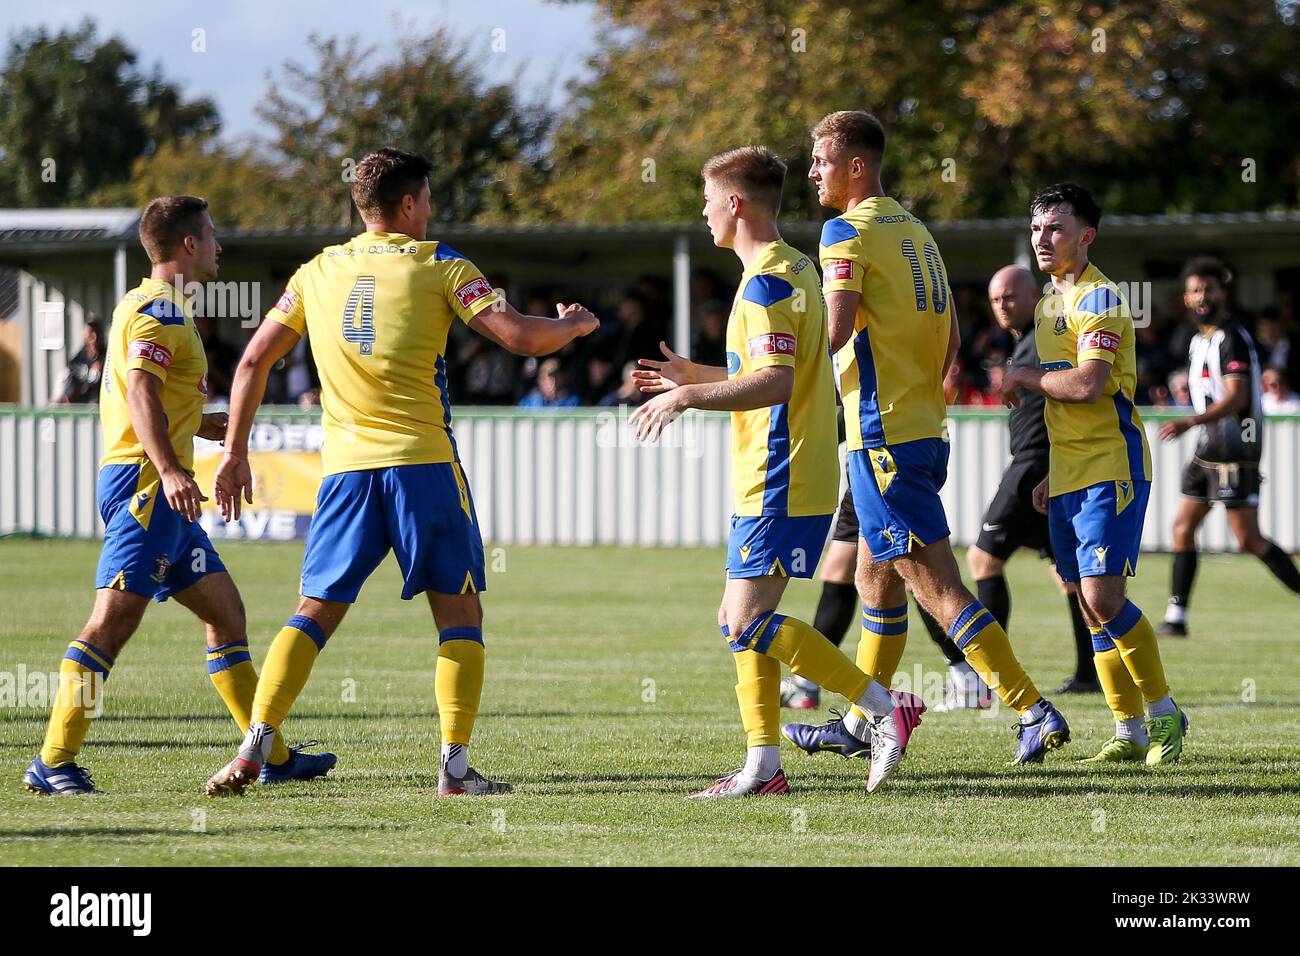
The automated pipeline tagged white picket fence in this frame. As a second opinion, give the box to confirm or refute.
[3,404,1299,552]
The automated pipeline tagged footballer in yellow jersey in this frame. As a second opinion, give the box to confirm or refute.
[786,111,1070,770]
[724,240,839,521]
[205,148,599,796]
[818,196,951,452]
[1004,183,1185,766]
[24,197,334,796]
[633,147,913,797]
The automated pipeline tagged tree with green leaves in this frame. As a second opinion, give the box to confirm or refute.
[255,29,551,228]
[0,19,217,206]
[88,137,296,230]
[544,1,1300,222]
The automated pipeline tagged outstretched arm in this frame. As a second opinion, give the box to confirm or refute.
[1158,375,1248,440]
[469,302,599,357]
[632,341,727,393]
[629,366,793,442]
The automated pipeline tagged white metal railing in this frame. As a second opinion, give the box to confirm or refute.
[3,404,1299,553]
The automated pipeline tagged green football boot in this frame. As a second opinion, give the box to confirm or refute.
[1144,707,1189,766]
[1079,736,1147,763]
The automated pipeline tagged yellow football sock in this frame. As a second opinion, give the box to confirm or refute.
[436,628,485,745]
[206,641,290,765]
[1090,627,1144,720]
[252,616,327,732]
[733,649,781,747]
[949,601,1040,713]
[1103,601,1169,703]
[40,640,111,767]
[857,603,908,686]
[740,613,872,703]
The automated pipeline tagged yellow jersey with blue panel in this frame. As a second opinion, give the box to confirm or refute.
[818,198,954,561]
[1035,261,1153,581]
[723,240,838,580]
[95,278,226,601]
[266,232,503,601]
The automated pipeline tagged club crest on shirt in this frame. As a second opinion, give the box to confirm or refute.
[1054,315,1067,335]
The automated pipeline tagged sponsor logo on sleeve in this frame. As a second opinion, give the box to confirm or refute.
[825,259,853,282]
[748,332,796,359]
[273,289,298,313]
[1225,359,1249,373]
[1077,330,1119,354]
[454,277,494,309]
[128,340,173,370]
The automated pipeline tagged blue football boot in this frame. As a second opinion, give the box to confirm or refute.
[1011,700,1071,765]
[258,742,337,786]
[23,756,102,795]
[782,709,871,760]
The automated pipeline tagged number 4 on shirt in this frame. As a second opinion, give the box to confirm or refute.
[342,275,377,355]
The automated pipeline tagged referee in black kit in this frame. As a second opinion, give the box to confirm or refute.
[959,264,1098,697]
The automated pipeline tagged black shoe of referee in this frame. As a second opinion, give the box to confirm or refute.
[1157,621,1189,638]
[1052,675,1102,695]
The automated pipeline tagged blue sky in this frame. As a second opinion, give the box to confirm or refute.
[0,0,600,139]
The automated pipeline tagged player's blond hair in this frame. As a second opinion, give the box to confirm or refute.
[810,111,886,160]
[701,147,787,216]
[139,196,209,264]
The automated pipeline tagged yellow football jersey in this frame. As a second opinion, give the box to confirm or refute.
[726,240,838,517]
[267,231,504,477]
[1034,261,1152,495]
[818,196,951,450]
[100,278,208,472]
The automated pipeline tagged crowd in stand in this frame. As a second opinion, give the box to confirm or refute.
[57,271,1300,415]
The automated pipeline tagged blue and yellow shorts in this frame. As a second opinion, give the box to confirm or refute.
[1049,478,1150,583]
[94,462,226,601]
[726,514,833,579]
[847,437,951,561]
[300,461,486,602]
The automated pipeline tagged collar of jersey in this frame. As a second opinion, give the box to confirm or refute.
[355,230,416,243]
[741,239,794,279]
[137,277,192,315]
[845,195,901,220]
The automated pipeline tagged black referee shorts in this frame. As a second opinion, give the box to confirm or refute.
[974,455,1053,562]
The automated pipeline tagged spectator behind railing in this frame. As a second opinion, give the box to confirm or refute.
[598,361,650,408]
[1262,366,1300,414]
[1167,369,1192,409]
[55,319,104,404]
[518,357,581,408]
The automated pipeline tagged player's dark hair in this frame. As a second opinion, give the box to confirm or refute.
[810,111,887,160]
[139,195,209,264]
[1030,183,1101,229]
[1181,255,1233,289]
[701,146,787,216]
[352,147,433,220]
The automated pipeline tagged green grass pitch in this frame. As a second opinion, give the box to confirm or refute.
[1,539,1297,866]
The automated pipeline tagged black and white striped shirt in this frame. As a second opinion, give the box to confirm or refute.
[1187,319,1263,464]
